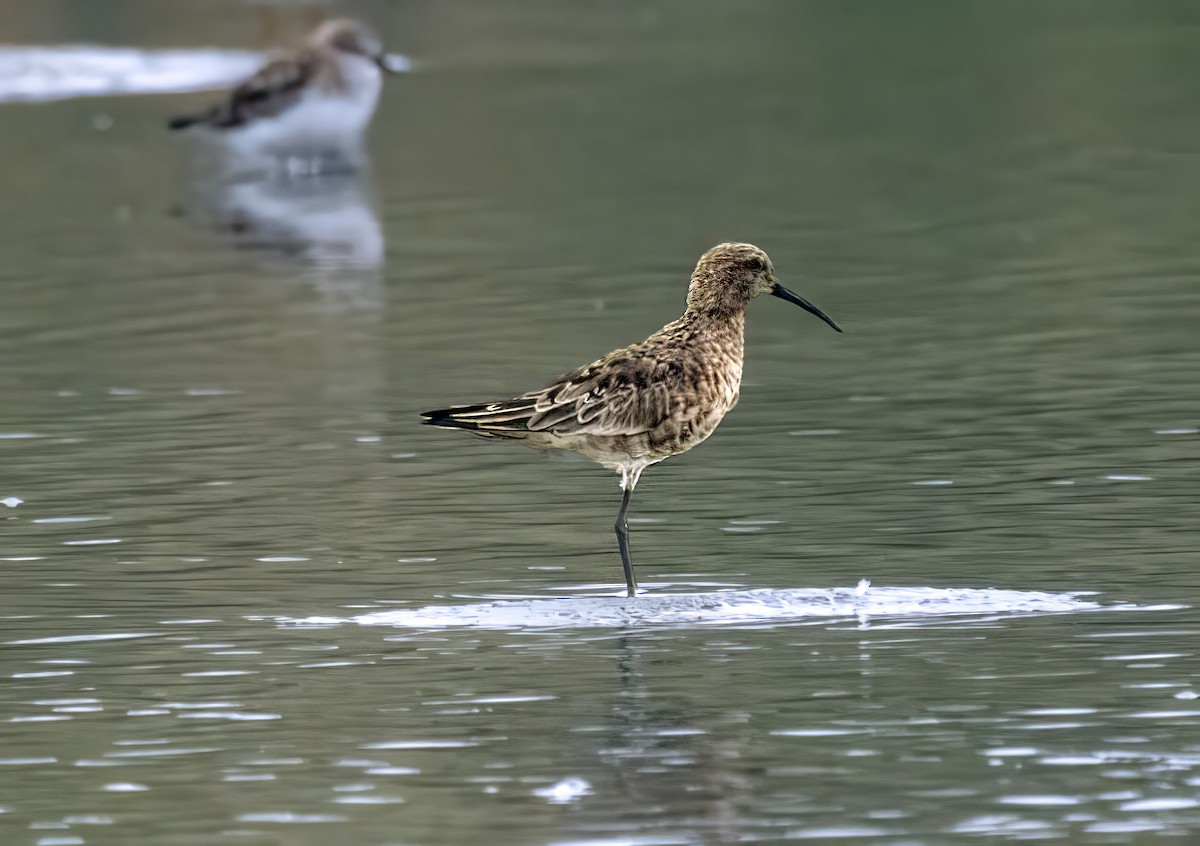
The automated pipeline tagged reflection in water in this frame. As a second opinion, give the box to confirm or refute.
[188,162,385,274]
[601,637,755,844]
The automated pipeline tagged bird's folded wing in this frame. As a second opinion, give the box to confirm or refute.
[220,52,318,126]
[524,356,682,437]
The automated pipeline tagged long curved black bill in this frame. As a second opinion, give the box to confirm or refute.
[771,283,843,333]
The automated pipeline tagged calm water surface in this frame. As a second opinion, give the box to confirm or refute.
[3,2,1200,844]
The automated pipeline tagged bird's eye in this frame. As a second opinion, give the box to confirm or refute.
[747,257,765,272]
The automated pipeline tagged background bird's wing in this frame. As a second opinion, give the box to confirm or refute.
[213,52,319,127]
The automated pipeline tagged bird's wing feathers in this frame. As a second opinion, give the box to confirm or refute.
[225,53,319,124]
[180,51,320,129]
[424,332,705,439]
[520,351,685,436]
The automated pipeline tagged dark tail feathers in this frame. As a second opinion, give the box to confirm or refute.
[420,406,482,430]
[421,402,534,438]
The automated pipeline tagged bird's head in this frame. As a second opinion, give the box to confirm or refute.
[312,19,399,72]
[686,242,841,332]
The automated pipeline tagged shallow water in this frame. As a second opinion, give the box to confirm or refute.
[3,1,1200,844]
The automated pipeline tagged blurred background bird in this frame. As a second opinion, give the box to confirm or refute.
[168,18,401,166]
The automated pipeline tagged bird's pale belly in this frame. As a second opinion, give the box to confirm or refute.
[542,389,739,473]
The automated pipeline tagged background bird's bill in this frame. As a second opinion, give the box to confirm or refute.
[770,283,843,333]
[378,53,409,73]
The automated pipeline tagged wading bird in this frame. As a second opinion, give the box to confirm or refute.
[168,19,400,158]
[422,243,842,597]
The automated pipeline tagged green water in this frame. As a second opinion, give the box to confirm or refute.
[3,1,1200,844]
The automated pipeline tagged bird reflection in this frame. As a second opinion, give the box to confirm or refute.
[597,637,752,845]
[188,163,385,273]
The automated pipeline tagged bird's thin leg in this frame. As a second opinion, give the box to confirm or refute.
[615,483,636,598]
[615,465,645,598]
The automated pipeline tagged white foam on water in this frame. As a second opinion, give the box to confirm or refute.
[0,46,410,103]
[533,776,592,804]
[278,585,1116,631]
[0,46,263,102]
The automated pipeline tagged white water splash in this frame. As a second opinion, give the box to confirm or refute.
[280,586,1112,631]
[533,777,592,804]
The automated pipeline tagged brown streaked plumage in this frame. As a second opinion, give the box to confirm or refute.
[422,243,842,597]
[167,19,398,135]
